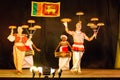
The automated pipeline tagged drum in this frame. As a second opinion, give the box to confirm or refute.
[54,51,72,58]
[25,50,34,56]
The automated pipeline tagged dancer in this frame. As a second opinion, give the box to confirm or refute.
[22,34,41,68]
[63,21,97,73]
[7,26,28,74]
[55,35,72,72]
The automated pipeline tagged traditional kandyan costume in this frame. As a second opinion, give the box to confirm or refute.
[58,35,71,72]
[7,34,28,73]
[22,39,34,68]
[69,31,85,72]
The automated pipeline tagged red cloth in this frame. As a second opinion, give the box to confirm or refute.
[72,42,85,52]
[62,46,68,53]
[72,46,84,52]
[14,34,29,51]
[25,46,31,51]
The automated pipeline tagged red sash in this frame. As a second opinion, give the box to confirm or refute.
[72,42,84,52]
[62,46,68,53]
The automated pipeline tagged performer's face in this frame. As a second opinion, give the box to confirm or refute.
[76,22,82,31]
[17,27,23,33]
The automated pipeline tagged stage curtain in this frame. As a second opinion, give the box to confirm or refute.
[115,14,120,68]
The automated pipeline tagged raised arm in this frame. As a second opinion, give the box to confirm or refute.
[10,29,14,35]
[63,22,74,35]
[84,32,97,41]
[63,22,69,33]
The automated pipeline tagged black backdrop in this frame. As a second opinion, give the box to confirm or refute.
[0,0,119,69]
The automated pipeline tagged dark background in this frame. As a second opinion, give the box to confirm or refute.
[0,0,119,69]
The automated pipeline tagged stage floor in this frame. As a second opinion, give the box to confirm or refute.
[0,69,120,79]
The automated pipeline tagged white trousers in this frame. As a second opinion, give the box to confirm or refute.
[71,51,83,70]
[59,57,71,70]
[22,56,34,68]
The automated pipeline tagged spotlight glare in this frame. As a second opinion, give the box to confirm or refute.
[51,68,55,74]
[30,66,38,72]
[38,67,43,74]
[30,66,56,78]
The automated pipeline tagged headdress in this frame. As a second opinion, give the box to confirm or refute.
[60,35,68,39]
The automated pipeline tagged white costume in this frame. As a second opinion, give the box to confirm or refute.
[68,31,85,72]
[58,45,71,71]
[64,21,96,73]
[58,35,71,72]
[22,39,34,68]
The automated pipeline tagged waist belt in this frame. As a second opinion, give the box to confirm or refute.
[74,42,83,45]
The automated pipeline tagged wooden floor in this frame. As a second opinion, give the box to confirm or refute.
[0,69,120,79]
